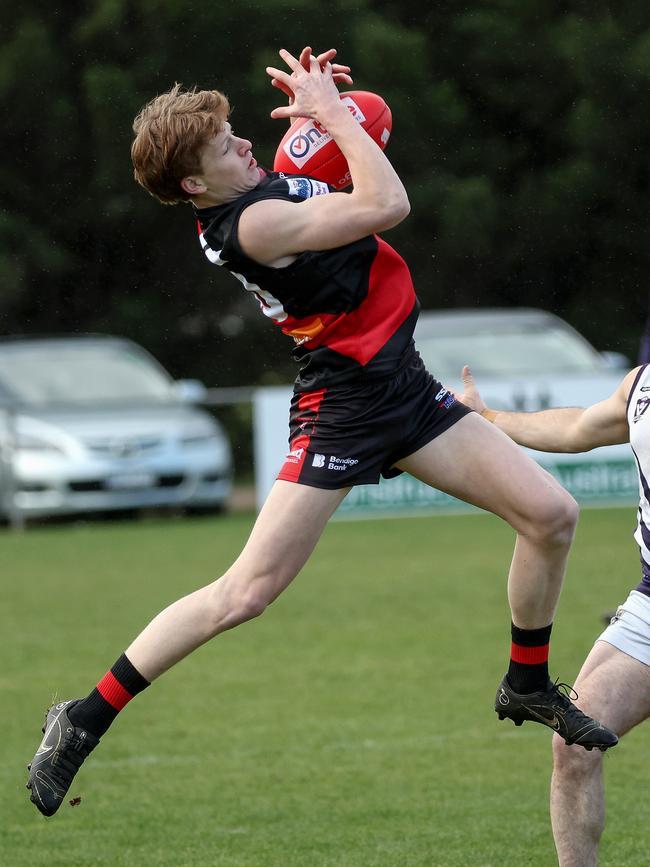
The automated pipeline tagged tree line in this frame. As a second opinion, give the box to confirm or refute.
[2,0,649,387]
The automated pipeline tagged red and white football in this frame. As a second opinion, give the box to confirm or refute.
[273,91,392,190]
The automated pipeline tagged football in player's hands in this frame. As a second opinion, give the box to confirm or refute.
[273,91,392,190]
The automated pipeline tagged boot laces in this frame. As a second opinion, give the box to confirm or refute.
[549,681,589,721]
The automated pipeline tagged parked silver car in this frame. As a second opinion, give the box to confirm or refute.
[413,307,630,411]
[0,335,232,520]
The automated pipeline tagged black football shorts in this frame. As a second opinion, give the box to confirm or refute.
[277,349,472,489]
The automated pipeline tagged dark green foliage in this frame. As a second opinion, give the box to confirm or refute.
[1,1,648,384]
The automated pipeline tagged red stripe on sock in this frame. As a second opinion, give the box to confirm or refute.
[510,642,549,665]
[96,671,134,711]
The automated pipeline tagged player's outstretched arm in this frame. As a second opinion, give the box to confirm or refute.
[238,47,409,265]
[457,364,634,453]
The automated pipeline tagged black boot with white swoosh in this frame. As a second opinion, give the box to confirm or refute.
[495,676,619,752]
[26,700,100,816]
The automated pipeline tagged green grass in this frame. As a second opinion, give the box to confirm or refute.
[1,507,648,866]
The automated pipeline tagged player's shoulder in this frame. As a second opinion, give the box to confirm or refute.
[238,173,336,231]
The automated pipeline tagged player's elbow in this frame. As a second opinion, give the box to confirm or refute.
[376,191,410,230]
[392,193,411,223]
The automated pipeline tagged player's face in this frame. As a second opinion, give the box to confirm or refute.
[198,123,261,202]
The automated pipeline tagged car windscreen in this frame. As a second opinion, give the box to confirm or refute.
[414,323,604,381]
[0,342,174,405]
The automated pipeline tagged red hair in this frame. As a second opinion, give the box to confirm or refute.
[131,83,231,205]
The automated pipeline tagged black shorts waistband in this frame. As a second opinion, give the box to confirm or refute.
[294,343,419,394]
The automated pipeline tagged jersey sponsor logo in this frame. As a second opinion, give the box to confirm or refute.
[285,316,326,346]
[634,397,650,423]
[285,177,330,199]
[282,96,367,169]
[286,177,312,199]
[309,179,330,197]
[312,453,326,468]
[285,447,304,464]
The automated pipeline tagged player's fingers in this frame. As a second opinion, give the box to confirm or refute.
[315,48,337,65]
[299,47,311,69]
[332,73,353,85]
[279,47,307,73]
[270,105,301,120]
[461,365,474,386]
[266,66,293,86]
[270,78,295,99]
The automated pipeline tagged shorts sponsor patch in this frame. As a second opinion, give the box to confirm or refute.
[311,453,359,472]
[434,386,457,410]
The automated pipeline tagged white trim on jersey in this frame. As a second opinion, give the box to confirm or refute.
[628,364,650,574]
[198,232,288,323]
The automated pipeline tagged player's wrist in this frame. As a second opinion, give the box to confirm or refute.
[481,408,498,423]
[315,100,357,134]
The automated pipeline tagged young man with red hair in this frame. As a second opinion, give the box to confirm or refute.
[27,47,616,818]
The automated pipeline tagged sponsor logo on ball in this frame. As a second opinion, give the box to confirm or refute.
[283,97,366,170]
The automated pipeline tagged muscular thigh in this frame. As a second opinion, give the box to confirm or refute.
[231,480,349,588]
[395,412,572,530]
[570,640,650,735]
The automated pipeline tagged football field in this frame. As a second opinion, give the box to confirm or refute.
[2,506,648,866]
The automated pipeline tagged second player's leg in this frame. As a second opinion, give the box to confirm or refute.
[126,480,349,681]
[395,412,578,629]
[550,641,650,867]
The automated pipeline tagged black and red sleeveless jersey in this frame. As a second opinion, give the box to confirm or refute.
[194,171,419,391]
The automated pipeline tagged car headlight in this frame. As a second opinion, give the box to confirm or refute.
[179,431,221,447]
[180,434,218,446]
[14,433,65,455]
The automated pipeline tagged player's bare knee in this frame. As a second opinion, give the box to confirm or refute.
[552,732,601,778]
[204,573,272,631]
[526,491,578,548]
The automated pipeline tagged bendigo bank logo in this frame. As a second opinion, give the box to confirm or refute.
[283,97,367,169]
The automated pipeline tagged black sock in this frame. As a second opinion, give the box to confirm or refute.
[68,653,150,738]
[507,622,552,694]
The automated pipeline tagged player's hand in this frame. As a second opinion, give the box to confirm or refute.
[310,48,352,88]
[268,47,352,118]
[456,365,488,414]
[267,47,342,121]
